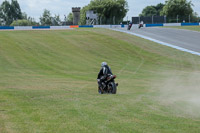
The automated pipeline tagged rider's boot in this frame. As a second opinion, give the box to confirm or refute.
[116,83,119,86]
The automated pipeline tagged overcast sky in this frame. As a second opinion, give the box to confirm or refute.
[0,0,199,21]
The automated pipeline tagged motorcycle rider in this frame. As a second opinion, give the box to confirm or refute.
[97,62,113,91]
[140,21,144,25]
[127,21,133,30]
[139,21,144,29]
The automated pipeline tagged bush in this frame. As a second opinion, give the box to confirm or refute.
[10,19,37,26]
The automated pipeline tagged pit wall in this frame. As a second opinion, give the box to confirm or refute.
[0,23,199,30]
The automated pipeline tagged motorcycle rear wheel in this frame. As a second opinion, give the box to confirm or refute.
[111,82,117,94]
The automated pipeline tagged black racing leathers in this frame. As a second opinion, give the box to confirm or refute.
[97,65,113,89]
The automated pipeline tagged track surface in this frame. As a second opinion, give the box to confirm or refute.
[118,27,200,53]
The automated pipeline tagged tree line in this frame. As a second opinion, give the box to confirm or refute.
[140,0,199,22]
[79,0,128,25]
[0,0,73,26]
[0,0,129,26]
[0,0,37,26]
[0,0,199,26]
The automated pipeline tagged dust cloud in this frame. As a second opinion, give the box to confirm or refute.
[156,71,200,118]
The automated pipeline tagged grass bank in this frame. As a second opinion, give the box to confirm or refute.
[0,28,200,132]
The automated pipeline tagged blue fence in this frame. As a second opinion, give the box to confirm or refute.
[0,26,14,30]
[79,25,93,28]
[32,26,50,29]
[181,23,199,26]
[146,24,163,27]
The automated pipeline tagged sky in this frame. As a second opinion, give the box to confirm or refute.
[0,0,200,21]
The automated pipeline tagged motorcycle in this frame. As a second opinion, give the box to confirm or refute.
[98,75,118,94]
[127,23,132,30]
[138,23,143,29]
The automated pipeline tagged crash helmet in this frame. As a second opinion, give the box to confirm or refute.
[101,62,107,67]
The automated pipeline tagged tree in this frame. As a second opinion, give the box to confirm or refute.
[0,0,40,26]
[79,6,89,25]
[40,9,52,26]
[140,6,157,17]
[0,0,12,25]
[0,17,4,25]
[0,0,22,25]
[52,14,61,26]
[140,3,165,16]
[154,3,165,16]
[10,0,22,20]
[40,9,63,26]
[67,13,73,22]
[22,12,28,20]
[161,0,193,18]
[80,0,128,25]
[27,17,37,25]
[190,12,199,22]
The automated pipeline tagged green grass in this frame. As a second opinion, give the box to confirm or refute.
[0,28,200,133]
[163,26,200,32]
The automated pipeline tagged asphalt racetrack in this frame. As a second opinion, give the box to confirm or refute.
[117,27,200,54]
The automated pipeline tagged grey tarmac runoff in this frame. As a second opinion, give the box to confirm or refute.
[116,27,200,54]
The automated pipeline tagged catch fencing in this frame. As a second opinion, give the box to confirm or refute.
[132,15,200,24]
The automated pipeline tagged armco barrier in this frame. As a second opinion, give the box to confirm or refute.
[110,25,122,28]
[70,25,79,28]
[0,26,14,30]
[32,26,50,29]
[79,25,93,28]
[14,26,32,30]
[93,25,110,28]
[163,23,181,26]
[50,26,70,29]
[146,24,163,27]
[181,23,199,26]
[93,25,126,28]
